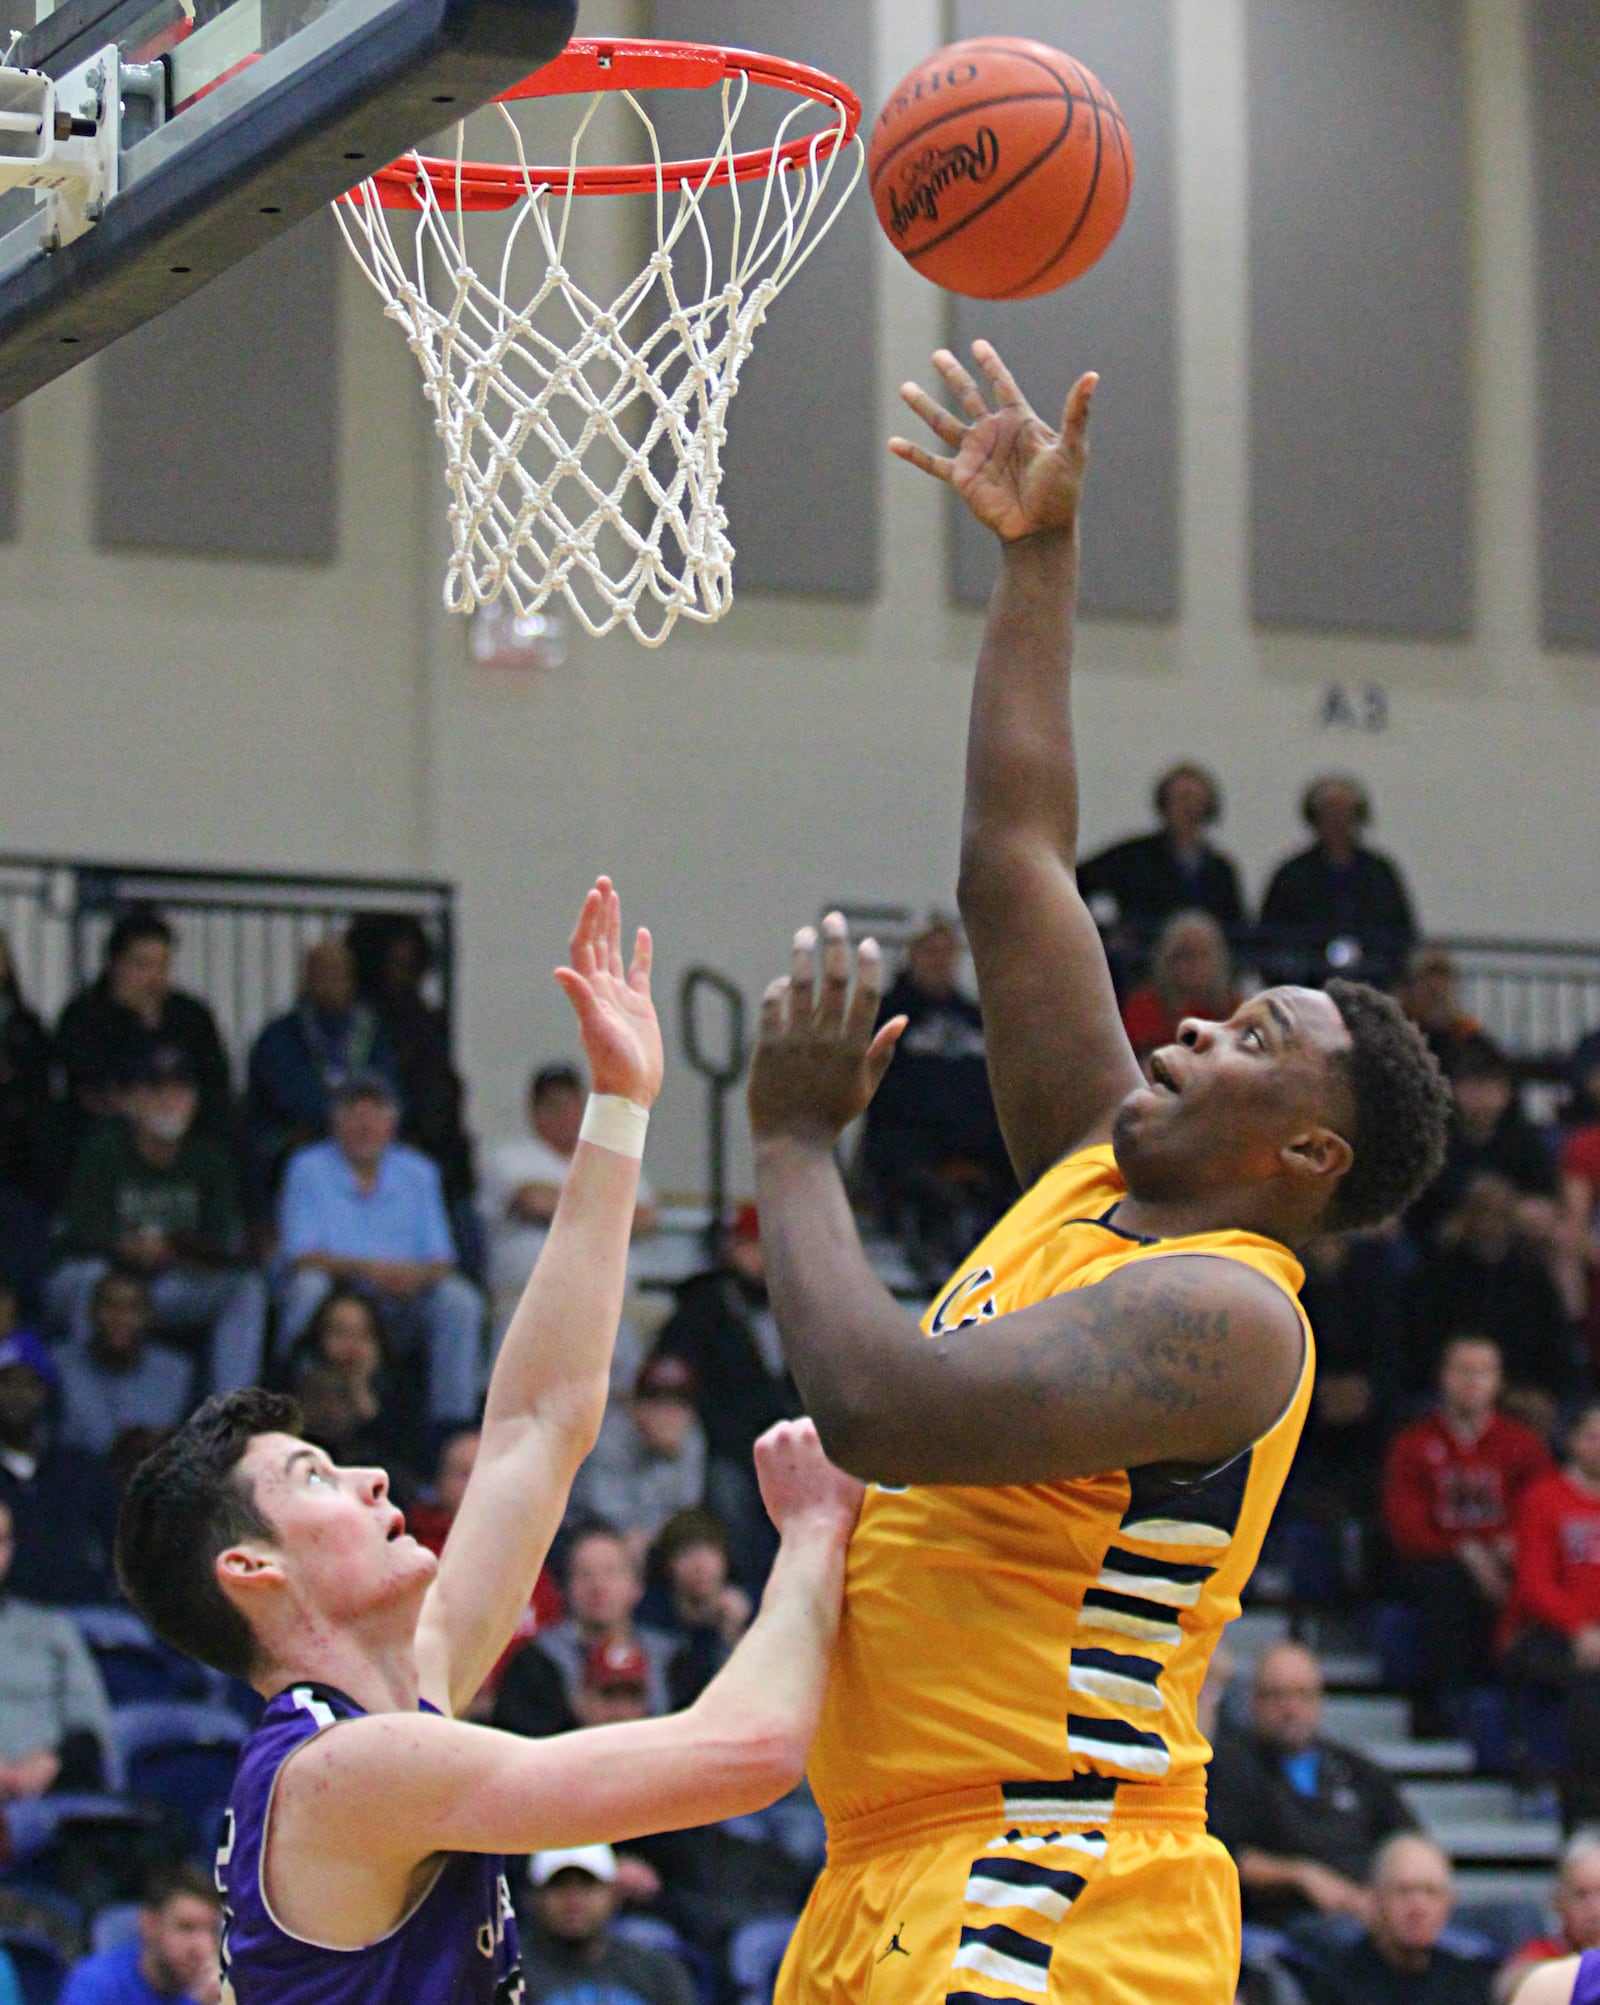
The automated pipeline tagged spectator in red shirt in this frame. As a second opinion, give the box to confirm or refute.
[1494,1830,1600,2002]
[1503,1404,1600,1827]
[1383,1335,1553,1722]
[1561,1037,1600,1381]
[1119,910,1241,1065]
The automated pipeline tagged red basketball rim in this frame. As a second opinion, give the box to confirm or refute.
[353,36,863,214]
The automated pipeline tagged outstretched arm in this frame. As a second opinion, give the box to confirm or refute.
[749,924,1303,1483]
[417,878,663,1716]
[267,1425,861,1941]
[893,342,1142,1186]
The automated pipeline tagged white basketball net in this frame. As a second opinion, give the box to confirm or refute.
[335,75,862,647]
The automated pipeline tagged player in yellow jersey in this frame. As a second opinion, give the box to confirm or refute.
[745,343,1455,2005]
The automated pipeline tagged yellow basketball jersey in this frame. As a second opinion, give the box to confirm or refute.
[807,1144,1314,1828]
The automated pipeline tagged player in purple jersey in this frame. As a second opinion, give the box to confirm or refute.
[1516,1952,1600,2003]
[113,880,865,2005]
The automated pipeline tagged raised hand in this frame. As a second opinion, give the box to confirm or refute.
[753,1417,865,1543]
[889,339,1096,543]
[554,878,663,1109]
[747,911,906,1146]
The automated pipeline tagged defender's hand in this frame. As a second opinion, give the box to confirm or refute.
[555,878,663,1109]
[748,913,906,1146]
[889,339,1096,543]
[754,1418,865,1542]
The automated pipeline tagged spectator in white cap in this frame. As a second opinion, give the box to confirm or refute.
[521,1844,693,2005]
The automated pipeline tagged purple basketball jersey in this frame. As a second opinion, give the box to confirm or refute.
[1574,1950,1600,2005]
[216,1682,522,2004]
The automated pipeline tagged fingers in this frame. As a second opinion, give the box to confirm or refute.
[568,885,604,980]
[790,926,817,1020]
[553,965,599,1034]
[866,1016,908,1086]
[844,937,885,1044]
[897,379,965,448]
[887,437,955,484]
[817,912,850,1030]
[759,976,790,1045]
[627,926,653,993]
[1061,370,1098,443]
[932,346,989,421]
[601,877,624,982]
[971,338,1027,410]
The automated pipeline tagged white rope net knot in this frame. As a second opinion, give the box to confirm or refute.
[336,76,863,647]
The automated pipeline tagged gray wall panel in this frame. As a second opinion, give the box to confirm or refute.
[649,2,877,599]
[950,0,1178,621]
[0,411,17,542]
[1247,0,1472,638]
[94,214,339,563]
[1532,0,1600,653]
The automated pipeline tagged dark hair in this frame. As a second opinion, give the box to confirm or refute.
[116,1389,302,1681]
[1300,773,1372,831]
[301,1287,388,1370]
[1450,1032,1513,1085]
[144,1861,222,1913]
[91,1266,152,1314]
[556,1516,629,1588]
[648,1507,729,1588]
[1153,761,1222,826]
[531,1062,583,1104]
[1323,980,1451,1233]
[346,912,433,996]
[105,905,175,967]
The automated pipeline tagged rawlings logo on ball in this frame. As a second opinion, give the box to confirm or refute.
[887,127,999,237]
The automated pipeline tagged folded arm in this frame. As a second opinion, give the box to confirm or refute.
[892,344,1142,1187]
[417,880,662,1715]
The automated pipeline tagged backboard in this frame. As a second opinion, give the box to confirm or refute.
[0,0,575,405]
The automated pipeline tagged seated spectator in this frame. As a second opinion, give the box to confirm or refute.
[640,1508,752,1709]
[655,1205,800,1588]
[346,911,475,1211]
[0,1494,114,1798]
[0,1326,119,1603]
[481,1060,655,1362]
[1208,1642,1416,1931]
[277,1071,484,1433]
[1077,761,1246,931]
[1295,1231,1408,1529]
[569,1353,707,1563]
[1494,1831,1600,2001]
[48,1046,266,1396]
[288,1287,406,1474]
[1400,947,1483,1073]
[1260,775,1417,986]
[53,907,232,1146]
[492,1522,675,1738]
[58,1862,222,2005]
[1561,1041,1600,1383]
[56,1271,192,1458]
[1411,1037,1560,1249]
[1119,909,1240,1063]
[0,931,54,1313]
[518,1846,694,2005]
[245,939,399,1195]
[1404,1174,1575,1430]
[1503,1406,1600,1828]
[859,912,1014,1285]
[1305,1834,1491,2004]
[1383,1337,1552,1724]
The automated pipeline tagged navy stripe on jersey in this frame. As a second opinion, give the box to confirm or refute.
[1120,1451,1253,1548]
[948,1993,1037,2005]
[964,1856,1087,1922]
[1066,1713,1169,1752]
[1067,1711,1171,1777]
[989,1828,1108,1860]
[1069,1646,1165,1711]
[1078,1587,1184,1645]
[956,1922,1054,1976]
[1098,1546,1216,1586]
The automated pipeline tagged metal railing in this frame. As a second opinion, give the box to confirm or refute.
[0,854,455,1077]
[828,901,1600,1071]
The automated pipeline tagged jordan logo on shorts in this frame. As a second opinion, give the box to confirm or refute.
[877,1926,911,1961]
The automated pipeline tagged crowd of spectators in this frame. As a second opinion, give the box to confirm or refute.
[1,761,1598,2005]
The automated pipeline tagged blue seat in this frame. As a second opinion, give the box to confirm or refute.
[111,1702,248,1840]
[0,1795,143,1868]
[67,1608,211,1708]
[728,1916,798,2005]
[89,1903,143,1956]
[0,1931,68,2005]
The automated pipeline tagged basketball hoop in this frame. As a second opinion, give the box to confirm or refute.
[335,37,863,647]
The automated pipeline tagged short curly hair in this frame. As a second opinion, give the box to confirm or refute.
[1323,979,1452,1232]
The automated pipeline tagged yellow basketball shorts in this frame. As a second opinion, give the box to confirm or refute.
[776,1782,1240,2005]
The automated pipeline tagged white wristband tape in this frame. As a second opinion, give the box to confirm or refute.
[580,1093,650,1160]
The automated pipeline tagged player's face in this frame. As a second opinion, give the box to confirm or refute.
[1112,988,1352,1206]
[238,1432,436,1624]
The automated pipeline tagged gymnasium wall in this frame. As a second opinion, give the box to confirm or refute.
[0,0,1594,1199]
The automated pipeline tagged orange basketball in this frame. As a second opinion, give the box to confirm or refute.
[868,37,1134,300]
